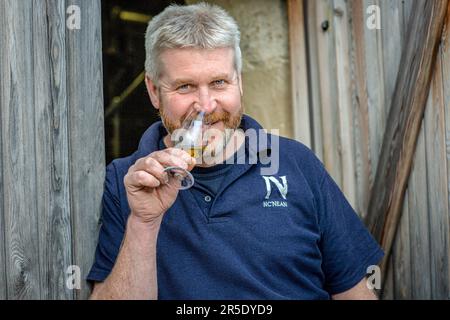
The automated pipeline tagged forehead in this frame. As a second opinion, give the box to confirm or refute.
[159,47,235,81]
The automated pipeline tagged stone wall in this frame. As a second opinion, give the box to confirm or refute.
[187,0,293,138]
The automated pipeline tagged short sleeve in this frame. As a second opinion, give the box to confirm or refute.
[317,171,384,294]
[87,163,127,282]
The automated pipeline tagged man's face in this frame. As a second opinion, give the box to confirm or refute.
[145,47,243,138]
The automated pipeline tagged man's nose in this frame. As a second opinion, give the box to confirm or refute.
[195,86,217,113]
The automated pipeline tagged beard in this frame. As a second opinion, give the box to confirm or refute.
[159,102,243,135]
[159,101,243,165]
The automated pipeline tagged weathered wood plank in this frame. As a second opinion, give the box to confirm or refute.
[381,0,403,116]
[380,0,406,297]
[441,0,450,302]
[0,122,5,299]
[304,0,324,161]
[348,0,372,218]
[287,0,312,147]
[363,0,385,189]
[332,0,356,209]
[424,48,450,299]
[0,0,41,299]
[0,0,6,300]
[392,190,411,299]
[381,255,394,300]
[66,0,105,299]
[401,0,414,38]
[32,0,73,300]
[408,123,431,299]
[365,0,449,276]
[315,0,343,188]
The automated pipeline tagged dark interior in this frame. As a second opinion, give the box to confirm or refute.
[102,0,185,164]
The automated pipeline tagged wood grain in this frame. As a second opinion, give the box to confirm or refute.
[381,255,394,299]
[392,190,411,299]
[407,99,432,299]
[66,0,105,300]
[0,0,104,299]
[0,0,41,299]
[348,0,372,218]
[304,0,324,161]
[333,0,356,209]
[441,0,450,301]
[365,0,449,276]
[315,0,343,188]
[424,49,450,299]
[362,0,386,188]
[381,0,410,299]
[287,0,312,148]
[381,0,403,116]
[33,0,73,300]
[0,0,6,299]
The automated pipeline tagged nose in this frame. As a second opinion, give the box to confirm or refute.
[194,86,217,114]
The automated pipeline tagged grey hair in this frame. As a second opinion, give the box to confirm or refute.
[144,2,242,83]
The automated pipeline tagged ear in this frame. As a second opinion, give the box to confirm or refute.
[145,75,160,109]
[238,74,243,96]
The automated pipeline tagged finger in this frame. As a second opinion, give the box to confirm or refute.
[163,148,192,161]
[151,150,191,170]
[131,158,169,185]
[124,170,161,189]
[164,148,195,166]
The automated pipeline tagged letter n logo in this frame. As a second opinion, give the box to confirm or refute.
[263,176,288,200]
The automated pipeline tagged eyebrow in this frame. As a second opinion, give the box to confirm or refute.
[170,73,233,87]
[210,73,233,81]
[171,78,195,88]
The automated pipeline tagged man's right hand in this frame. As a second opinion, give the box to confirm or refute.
[124,148,195,225]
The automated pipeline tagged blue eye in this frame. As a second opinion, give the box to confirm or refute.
[177,84,192,92]
[213,79,226,87]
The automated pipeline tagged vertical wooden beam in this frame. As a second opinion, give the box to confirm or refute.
[408,126,432,299]
[315,0,343,187]
[380,0,408,296]
[441,0,450,302]
[33,0,73,299]
[348,0,371,218]
[425,49,450,299]
[287,0,312,148]
[0,119,5,299]
[392,190,411,299]
[0,0,104,299]
[333,0,356,209]
[362,0,386,190]
[381,256,394,299]
[66,0,105,300]
[304,0,324,160]
[0,0,6,300]
[0,0,41,299]
[365,0,449,275]
[401,0,414,37]
[381,0,403,116]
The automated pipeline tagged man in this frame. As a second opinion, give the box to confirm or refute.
[88,3,383,300]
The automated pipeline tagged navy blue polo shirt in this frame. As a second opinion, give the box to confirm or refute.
[87,115,384,299]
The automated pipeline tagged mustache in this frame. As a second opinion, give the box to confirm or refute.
[179,111,231,125]
[203,112,231,125]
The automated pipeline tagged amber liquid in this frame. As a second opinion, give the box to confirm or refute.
[185,146,206,158]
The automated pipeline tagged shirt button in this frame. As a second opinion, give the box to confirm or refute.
[204,195,212,202]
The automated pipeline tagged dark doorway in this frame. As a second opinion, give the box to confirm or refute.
[101,0,185,164]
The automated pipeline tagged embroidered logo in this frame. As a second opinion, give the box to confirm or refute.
[262,176,288,208]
